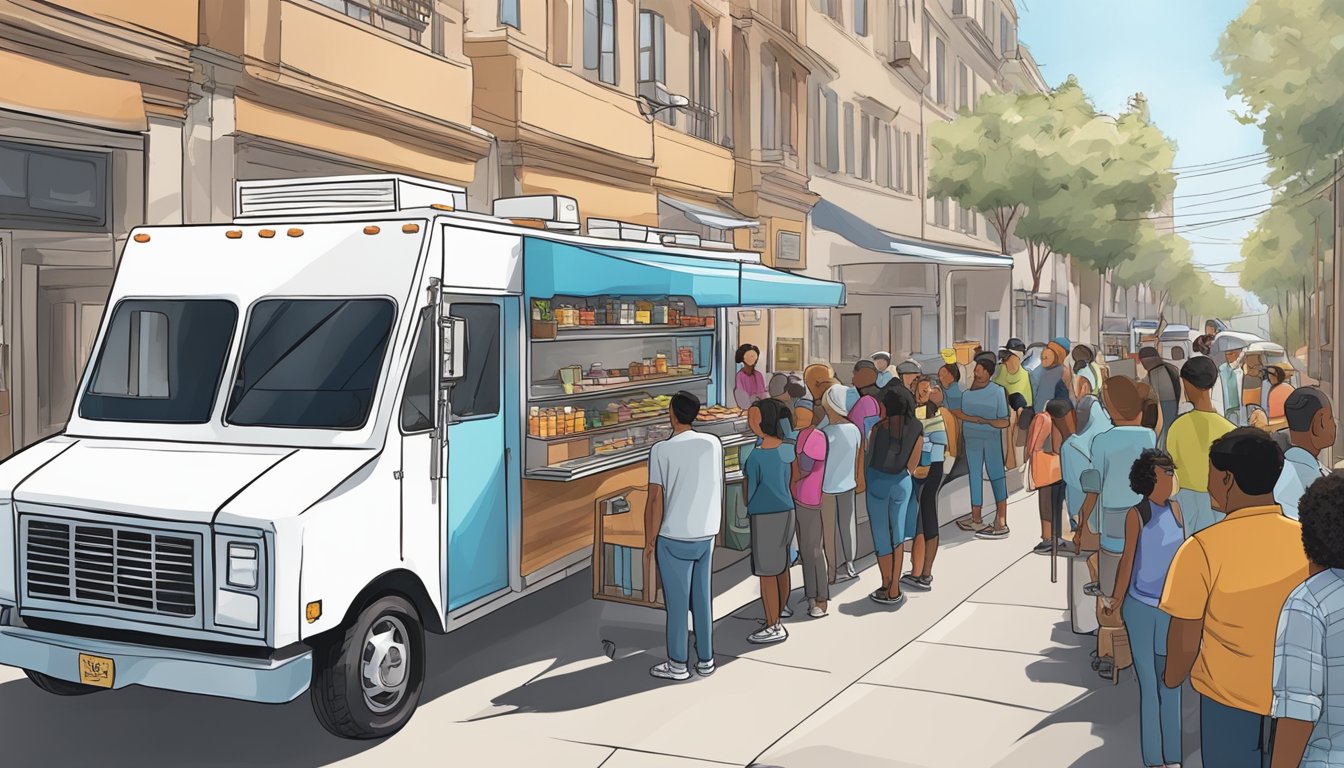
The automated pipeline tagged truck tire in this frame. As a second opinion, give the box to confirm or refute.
[25,669,105,696]
[310,595,425,739]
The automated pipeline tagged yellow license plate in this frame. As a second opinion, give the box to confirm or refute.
[78,653,114,688]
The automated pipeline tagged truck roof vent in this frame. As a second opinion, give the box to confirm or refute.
[235,175,468,219]
[491,195,581,230]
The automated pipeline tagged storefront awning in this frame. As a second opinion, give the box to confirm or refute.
[812,199,1013,269]
[523,237,844,308]
[658,195,759,230]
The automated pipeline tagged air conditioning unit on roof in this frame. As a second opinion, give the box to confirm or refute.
[235,175,467,219]
[492,195,581,230]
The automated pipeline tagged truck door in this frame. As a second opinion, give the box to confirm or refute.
[441,295,511,611]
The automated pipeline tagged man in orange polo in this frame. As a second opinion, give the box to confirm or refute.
[1161,427,1309,768]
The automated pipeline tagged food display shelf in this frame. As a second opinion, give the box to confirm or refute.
[525,429,755,481]
[529,375,711,403]
[534,326,715,342]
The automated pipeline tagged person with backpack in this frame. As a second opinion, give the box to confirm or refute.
[902,376,948,593]
[742,399,797,645]
[864,385,924,607]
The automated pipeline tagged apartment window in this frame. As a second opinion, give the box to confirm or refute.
[314,0,432,46]
[905,132,913,193]
[761,52,779,150]
[983,0,994,41]
[781,0,796,33]
[689,15,713,141]
[935,38,947,105]
[550,0,571,65]
[879,124,891,187]
[843,103,855,175]
[860,114,871,180]
[841,314,862,361]
[811,85,821,166]
[782,70,796,151]
[892,128,903,191]
[499,0,519,28]
[584,0,617,85]
[824,89,840,172]
[952,0,964,13]
[953,280,968,341]
[958,62,969,110]
[821,0,842,23]
[854,0,868,36]
[1000,14,1012,54]
[936,197,950,228]
[922,15,929,65]
[638,11,665,84]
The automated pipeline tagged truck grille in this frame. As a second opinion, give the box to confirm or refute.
[25,519,198,618]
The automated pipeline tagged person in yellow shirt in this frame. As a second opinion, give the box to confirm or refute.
[1164,356,1236,538]
[1160,428,1309,768]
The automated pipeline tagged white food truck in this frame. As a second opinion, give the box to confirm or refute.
[0,176,844,738]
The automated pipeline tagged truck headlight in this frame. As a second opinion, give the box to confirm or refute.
[226,543,258,589]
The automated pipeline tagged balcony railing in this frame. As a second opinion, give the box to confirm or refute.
[312,0,433,47]
[684,101,720,145]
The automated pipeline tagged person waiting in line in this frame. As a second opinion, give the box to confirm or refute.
[1139,346,1182,444]
[742,399,797,645]
[1162,428,1308,768]
[1138,382,1164,436]
[1031,338,1073,410]
[935,361,966,488]
[1075,378,1155,616]
[1271,474,1344,768]
[820,384,864,583]
[951,353,1012,539]
[1193,334,1214,358]
[903,376,948,592]
[1218,340,1247,426]
[994,340,1033,415]
[647,391,724,682]
[1105,449,1184,768]
[1005,391,1030,472]
[1026,399,1071,556]
[1072,343,1105,401]
[847,361,884,439]
[872,351,894,388]
[1073,363,1098,401]
[802,362,839,426]
[1062,395,1108,636]
[1275,386,1335,521]
[1165,356,1236,537]
[1264,366,1294,430]
[896,359,923,391]
[733,344,767,411]
[768,373,799,440]
[790,406,830,619]
[864,386,924,607]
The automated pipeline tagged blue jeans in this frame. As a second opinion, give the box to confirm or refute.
[964,432,1007,507]
[865,468,913,557]
[656,536,714,666]
[1122,599,1182,766]
[1201,694,1272,768]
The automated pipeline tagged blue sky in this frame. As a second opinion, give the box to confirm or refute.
[1017,0,1266,311]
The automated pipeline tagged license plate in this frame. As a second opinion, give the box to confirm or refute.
[78,653,114,688]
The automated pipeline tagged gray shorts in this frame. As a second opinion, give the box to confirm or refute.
[1099,549,1122,596]
[750,508,797,576]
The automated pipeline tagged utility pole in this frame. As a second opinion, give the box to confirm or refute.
[1313,216,1321,380]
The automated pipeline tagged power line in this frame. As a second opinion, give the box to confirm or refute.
[1179,186,1277,209]
[1174,157,1276,179]
[1174,181,1274,199]
[1172,151,1271,171]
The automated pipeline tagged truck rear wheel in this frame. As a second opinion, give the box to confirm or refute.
[310,595,425,739]
[25,669,105,696]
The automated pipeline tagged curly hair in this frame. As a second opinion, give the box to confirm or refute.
[1299,474,1344,568]
[1129,449,1176,522]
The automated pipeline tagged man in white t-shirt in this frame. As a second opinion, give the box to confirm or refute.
[646,390,724,681]
[821,383,862,582]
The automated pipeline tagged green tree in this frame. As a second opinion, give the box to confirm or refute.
[1111,227,1199,317]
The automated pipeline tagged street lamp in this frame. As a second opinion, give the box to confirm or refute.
[636,93,690,122]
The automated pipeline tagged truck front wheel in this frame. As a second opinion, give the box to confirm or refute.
[25,669,105,696]
[310,595,425,739]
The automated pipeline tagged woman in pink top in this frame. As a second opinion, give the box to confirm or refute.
[791,406,830,618]
[734,344,767,410]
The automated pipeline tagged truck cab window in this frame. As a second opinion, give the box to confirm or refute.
[80,299,237,423]
[226,298,395,430]
[400,306,436,433]
[448,303,500,419]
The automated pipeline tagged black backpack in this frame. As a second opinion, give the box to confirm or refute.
[869,418,916,474]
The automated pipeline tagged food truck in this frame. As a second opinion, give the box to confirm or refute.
[0,176,845,738]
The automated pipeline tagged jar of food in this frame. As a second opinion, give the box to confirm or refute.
[529,406,540,436]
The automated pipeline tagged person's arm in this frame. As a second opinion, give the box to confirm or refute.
[1106,508,1142,610]
[1161,538,1212,689]
[906,434,925,474]
[1170,498,1184,529]
[986,390,1011,429]
[733,372,751,411]
[644,484,664,553]
[1271,596,1326,768]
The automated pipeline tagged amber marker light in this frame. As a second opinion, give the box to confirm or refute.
[306,601,322,623]
[287,228,304,238]
[133,233,151,243]
[363,225,381,235]
[225,229,243,239]
[402,223,420,234]
[430,203,454,211]
[258,229,276,239]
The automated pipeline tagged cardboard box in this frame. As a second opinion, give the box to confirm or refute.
[546,437,592,465]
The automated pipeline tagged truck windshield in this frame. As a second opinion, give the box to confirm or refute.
[225,298,396,430]
[80,299,238,423]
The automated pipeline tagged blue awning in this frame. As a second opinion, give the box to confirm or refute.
[523,237,845,308]
[812,198,1013,268]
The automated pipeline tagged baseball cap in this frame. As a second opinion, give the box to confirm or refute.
[1005,338,1027,353]
[871,351,891,362]
[896,359,922,376]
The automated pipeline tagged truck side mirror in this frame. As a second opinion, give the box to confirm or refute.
[440,316,467,383]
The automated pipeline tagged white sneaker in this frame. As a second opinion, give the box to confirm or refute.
[748,624,789,644]
[649,661,691,681]
[808,604,828,618]
[695,660,716,677]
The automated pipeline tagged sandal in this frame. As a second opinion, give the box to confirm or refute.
[975,525,1011,540]
[956,516,989,532]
